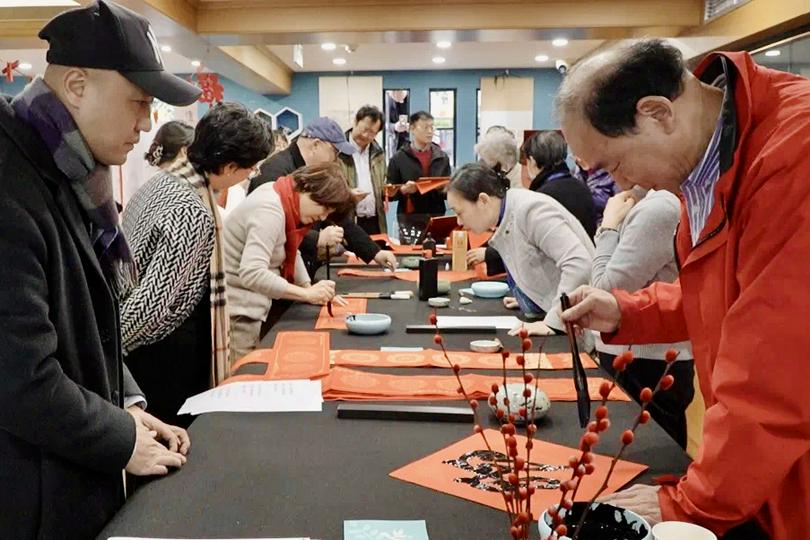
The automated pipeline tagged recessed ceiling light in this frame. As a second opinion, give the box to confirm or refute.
[18,62,32,71]
[534,54,549,62]
[765,49,781,57]
[432,56,446,64]
[161,45,171,53]
[321,43,337,51]
[552,38,569,47]
[332,57,346,65]
[190,60,201,67]
[436,41,452,49]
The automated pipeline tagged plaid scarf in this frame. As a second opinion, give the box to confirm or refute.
[12,77,135,292]
[167,158,230,386]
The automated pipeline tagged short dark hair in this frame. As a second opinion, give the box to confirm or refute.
[187,102,272,175]
[521,130,568,169]
[291,162,354,220]
[558,39,686,137]
[144,120,194,166]
[448,162,508,202]
[355,105,384,127]
[409,110,434,125]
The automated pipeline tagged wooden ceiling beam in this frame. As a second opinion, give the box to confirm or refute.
[197,0,702,34]
[218,45,292,94]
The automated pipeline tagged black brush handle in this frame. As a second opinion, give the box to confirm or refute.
[326,245,333,316]
[561,293,591,428]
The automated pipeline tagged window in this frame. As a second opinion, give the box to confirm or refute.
[383,89,410,162]
[704,0,752,23]
[751,30,810,78]
[429,89,456,168]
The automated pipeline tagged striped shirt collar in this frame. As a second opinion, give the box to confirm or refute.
[680,78,728,246]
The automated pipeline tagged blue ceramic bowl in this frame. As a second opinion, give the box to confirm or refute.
[471,281,510,298]
[345,313,392,335]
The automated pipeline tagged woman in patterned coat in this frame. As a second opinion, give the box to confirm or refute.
[120,103,271,427]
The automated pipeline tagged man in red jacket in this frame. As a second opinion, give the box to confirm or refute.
[558,39,810,540]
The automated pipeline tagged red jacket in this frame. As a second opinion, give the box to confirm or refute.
[606,52,810,540]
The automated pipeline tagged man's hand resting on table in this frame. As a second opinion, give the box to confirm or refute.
[126,407,190,476]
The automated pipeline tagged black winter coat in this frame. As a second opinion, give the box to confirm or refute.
[0,97,139,540]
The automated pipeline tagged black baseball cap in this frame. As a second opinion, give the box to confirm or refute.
[39,0,201,107]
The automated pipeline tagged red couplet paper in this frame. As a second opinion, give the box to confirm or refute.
[390,430,648,518]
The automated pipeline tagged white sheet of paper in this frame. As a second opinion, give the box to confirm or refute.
[436,315,522,329]
[177,380,323,416]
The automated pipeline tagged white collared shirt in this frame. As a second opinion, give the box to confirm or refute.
[351,137,376,217]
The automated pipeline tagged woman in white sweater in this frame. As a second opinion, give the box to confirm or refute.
[446,163,594,335]
[224,162,354,361]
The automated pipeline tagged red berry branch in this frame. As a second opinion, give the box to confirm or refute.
[430,310,680,540]
[544,348,681,540]
[429,313,547,539]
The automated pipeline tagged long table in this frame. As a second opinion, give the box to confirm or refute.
[99,270,691,539]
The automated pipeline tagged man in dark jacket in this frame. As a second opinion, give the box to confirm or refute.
[249,117,396,277]
[386,111,452,236]
[0,2,195,539]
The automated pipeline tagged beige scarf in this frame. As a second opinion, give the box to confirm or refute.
[169,159,230,386]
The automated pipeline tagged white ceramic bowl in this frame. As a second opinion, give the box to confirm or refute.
[345,313,392,335]
[538,502,652,540]
[652,522,717,540]
[471,281,510,298]
[470,339,502,353]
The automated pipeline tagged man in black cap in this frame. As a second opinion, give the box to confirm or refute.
[0,2,200,538]
[250,116,397,279]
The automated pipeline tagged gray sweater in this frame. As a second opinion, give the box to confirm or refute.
[223,183,310,321]
[591,189,693,360]
[489,189,594,331]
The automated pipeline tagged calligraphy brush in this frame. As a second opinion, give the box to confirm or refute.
[326,244,333,317]
[560,292,590,428]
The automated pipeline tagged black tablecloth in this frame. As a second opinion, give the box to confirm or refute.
[99,272,691,540]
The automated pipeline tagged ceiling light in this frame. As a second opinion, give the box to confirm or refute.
[436,41,452,49]
[552,38,569,47]
[18,62,32,71]
[190,60,201,67]
[332,57,347,65]
[534,54,549,62]
[765,49,781,57]
[321,43,337,51]
[432,56,446,64]
[161,45,171,53]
